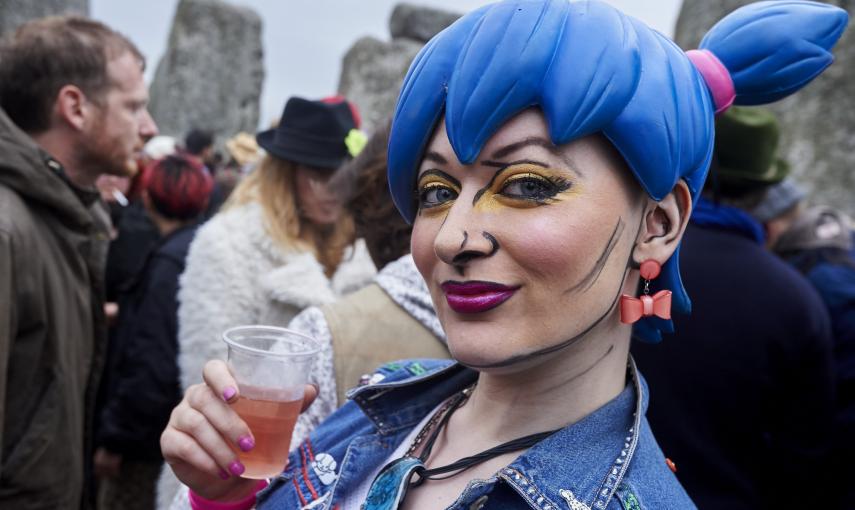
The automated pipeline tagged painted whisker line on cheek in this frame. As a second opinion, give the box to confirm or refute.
[482,232,499,257]
[565,344,615,385]
[564,218,625,294]
[465,265,631,369]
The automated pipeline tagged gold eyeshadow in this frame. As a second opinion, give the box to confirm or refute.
[476,163,576,211]
[416,172,460,213]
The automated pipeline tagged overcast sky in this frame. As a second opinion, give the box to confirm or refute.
[91,0,683,128]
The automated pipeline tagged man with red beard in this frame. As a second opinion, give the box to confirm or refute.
[0,16,157,510]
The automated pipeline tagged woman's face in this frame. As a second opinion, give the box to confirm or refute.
[411,109,645,369]
[295,165,342,226]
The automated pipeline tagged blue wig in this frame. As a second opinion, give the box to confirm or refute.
[387,0,847,341]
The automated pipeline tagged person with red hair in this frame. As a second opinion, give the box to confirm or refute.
[95,154,213,510]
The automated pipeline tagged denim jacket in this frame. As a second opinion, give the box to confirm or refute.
[257,359,695,510]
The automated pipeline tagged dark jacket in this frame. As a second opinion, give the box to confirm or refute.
[105,201,160,303]
[0,108,110,509]
[633,223,835,509]
[97,225,197,461]
[785,248,855,508]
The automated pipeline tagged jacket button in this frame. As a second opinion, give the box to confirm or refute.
[665,458,677,473]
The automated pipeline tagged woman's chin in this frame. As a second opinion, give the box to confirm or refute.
[446,336,520,369]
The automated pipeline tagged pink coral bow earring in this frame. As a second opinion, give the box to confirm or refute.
[620,260,672,324]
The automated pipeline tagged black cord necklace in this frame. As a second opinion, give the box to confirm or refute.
[409,384,560,486]
[363,385,560,510]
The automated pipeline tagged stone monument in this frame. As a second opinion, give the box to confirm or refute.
[148,0,263,144]
[338,3,462,133]
[0,0,89,37]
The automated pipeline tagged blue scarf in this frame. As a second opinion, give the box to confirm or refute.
[691,196,766,244]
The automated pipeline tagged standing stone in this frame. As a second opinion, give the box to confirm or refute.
[338,4,461,134]
[0,0,89,37]
[389,2,461,43]
[148,0,263,143]
[675,0,855,216]
[338,37,423,132]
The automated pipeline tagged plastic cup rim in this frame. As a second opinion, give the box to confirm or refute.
[222,325,321,359]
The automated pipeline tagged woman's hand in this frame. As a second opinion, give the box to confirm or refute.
[160,360,318,502]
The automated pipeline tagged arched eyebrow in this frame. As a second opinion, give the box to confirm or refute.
[483,136,579,174]
[423,151,449,165]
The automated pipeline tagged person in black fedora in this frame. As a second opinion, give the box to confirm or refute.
[155,94,378,509]
[257,96,362,170]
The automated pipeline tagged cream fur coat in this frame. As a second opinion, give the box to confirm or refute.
[157,202,375,509]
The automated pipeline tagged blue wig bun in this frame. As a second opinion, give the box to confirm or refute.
[387,0,847,342]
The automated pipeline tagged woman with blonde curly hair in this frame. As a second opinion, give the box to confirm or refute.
[156,96,375,509]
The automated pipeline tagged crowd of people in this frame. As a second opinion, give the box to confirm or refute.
[0,2,852,510]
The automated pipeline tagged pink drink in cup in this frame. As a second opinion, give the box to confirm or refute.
[222,326,320,479]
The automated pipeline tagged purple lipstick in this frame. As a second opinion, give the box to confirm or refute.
[441,281,520,314]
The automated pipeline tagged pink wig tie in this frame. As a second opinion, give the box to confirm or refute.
[686,49,736,116]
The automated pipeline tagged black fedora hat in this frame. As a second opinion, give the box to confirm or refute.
[256,96,359,170]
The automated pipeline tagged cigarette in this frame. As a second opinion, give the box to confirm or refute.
[112,189,129,206]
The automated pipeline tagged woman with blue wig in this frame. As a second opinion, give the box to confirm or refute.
[161,1,847,508]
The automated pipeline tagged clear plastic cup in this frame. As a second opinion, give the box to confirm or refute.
[222,325,320,479]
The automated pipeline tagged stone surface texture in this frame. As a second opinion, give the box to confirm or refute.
[338,3,461,134]
[0,0,89,36]
[676,0,855,216]
[148,0,263,143]
[389,2,462,43]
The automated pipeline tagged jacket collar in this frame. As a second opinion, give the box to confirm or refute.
[500,359,645,510]
[350,358,646,510]
[0,109,99,230]
[349,360,474,434]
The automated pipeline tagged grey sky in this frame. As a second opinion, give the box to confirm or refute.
[91,0,683,130]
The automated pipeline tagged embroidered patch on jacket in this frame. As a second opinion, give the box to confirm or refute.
[559,489,592,510]
[621,490,642,510]
[406,361,427,376]
[382,361,403,371]
[311,453,338,485]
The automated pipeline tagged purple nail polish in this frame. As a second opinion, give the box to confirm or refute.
[229,461,245,477]
[238,436,255,452]
[222,386,237,402]
[218,468,230,480]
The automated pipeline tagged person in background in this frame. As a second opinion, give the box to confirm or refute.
[0,15,157,509]
[752,182,855,508]
[104,136,178,305]
[157,96,375,507]
[183,129,216,170]
[95,154,213,510]
[633,106,836,509]
[224,132,262,174]
[203,131,260,218]
[177,96,375,391]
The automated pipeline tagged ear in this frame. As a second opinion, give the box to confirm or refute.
[632,180,692,267]
[54,85,92,131]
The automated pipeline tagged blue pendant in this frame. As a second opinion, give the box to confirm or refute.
[362,456,424,510]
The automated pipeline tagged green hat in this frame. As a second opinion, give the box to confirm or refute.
[714,106,790,185]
